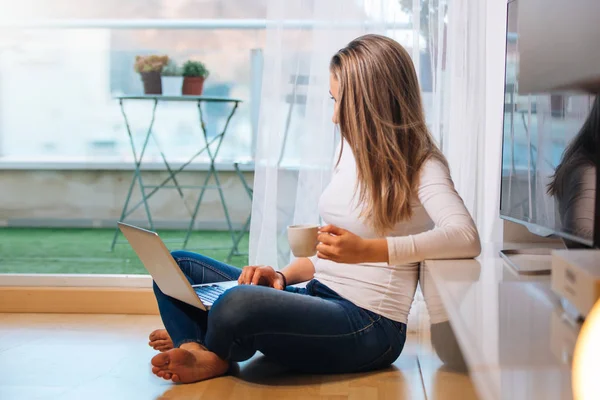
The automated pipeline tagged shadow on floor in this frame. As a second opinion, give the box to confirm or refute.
[234,354,402,386]
[156,354,410,400]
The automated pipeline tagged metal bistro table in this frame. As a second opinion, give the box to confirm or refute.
[110,95,248,260]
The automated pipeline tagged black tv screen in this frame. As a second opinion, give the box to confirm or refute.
[500,0,598,248]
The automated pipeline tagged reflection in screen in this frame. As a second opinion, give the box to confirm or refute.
[547,97,599,247]
[499,0,597,246]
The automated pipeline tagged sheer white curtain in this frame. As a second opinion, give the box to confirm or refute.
[250,0,504,268]
[443,0,506,244]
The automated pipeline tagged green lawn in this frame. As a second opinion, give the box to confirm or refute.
[0,228,248,274]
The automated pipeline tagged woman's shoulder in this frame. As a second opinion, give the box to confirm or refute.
[417,155,452,183]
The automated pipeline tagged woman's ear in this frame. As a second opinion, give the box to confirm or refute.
[332,101,340,124]
[329,73,341,124]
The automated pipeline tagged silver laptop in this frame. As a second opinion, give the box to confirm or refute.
[118,222,238,310]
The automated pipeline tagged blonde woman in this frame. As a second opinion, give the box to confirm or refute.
[149,34,481,383]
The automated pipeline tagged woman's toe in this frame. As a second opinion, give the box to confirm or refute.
[172,374,181,383]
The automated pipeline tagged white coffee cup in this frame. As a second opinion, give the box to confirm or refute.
[287,224,319,257]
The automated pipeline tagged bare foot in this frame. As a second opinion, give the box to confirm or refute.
[149,329,173,352]
[151,343,229,383]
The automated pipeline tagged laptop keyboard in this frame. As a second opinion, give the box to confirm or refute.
[194,285,228,305]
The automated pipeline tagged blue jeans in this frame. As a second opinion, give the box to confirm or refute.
[153,251,407,374]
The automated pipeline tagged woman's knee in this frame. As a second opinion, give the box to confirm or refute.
[170,251,217,274]
[170,251,204,282]
[169,251,188,274]
[208,286,260,331]
[170,250,192,266]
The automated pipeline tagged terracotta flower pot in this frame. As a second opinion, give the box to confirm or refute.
[182,76,205,96]
[141,71,162,95]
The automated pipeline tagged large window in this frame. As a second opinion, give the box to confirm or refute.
[0,0,446,276]
[0,0,442,165]
[0,0,268,164]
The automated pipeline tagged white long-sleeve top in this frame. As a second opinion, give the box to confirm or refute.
[311,143,481,323]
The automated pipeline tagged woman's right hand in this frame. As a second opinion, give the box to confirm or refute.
[238,265,285,290]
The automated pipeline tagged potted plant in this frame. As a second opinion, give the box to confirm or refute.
[182,60,209,95]
[161,60,183,96]
[134,55,169,95]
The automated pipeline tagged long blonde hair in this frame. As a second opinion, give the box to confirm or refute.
[330,34,446,235]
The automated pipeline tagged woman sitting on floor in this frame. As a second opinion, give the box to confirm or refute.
[148,34,481,384]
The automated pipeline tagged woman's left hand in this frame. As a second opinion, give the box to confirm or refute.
[316,225,369,264]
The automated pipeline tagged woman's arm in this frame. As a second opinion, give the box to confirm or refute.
[280,257,316,285]
[316,159,480,264]
[238,257,315,289]
[559,165,595,240]
[385,159,481,265]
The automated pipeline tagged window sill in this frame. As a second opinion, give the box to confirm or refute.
[0,273,153,288]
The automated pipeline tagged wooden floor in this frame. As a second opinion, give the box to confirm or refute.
[0,314,478,400]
